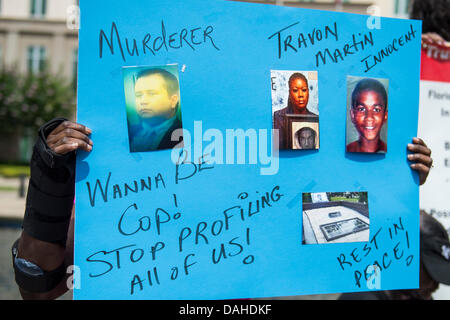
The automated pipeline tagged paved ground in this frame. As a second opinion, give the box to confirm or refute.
[0,226,23,300]
[0,176,26,299]
[0,176,72,300]
[0,176,28,221]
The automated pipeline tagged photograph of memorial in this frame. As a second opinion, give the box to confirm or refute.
[122,64,183,153]
[346,76,389,154]
[271,70,319,150]
[302,192,370,244]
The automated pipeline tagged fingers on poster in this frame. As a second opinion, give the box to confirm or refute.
[302,191,370,245]
[122,64,184,153]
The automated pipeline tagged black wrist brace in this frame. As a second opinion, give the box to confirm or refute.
[11,239,67,293]
[22,118,75,246]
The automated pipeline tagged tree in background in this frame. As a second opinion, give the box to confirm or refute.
[358,192,368,204]
[0,67,75,163]
[0,68,22,134]
[0,69,75,134]
[302,193,312,204]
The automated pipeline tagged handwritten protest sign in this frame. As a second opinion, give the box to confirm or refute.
[74,0,422,299]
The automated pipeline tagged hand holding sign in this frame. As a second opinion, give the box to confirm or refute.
[46,121,93,155]
[407,137,433,185]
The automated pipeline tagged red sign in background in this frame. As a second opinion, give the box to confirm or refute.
[420,44,450,82]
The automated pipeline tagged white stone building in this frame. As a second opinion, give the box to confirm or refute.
[0,0,78,81]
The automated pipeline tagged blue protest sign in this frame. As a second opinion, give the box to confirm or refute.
[74,0,422,299]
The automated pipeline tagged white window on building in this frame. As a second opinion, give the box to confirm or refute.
[30,0,47,18]
[394,0,410,19]
[27,46,46,73]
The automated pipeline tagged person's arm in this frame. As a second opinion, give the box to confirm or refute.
[422,33,450,49]
[13,119,92,300]
[407,137,433,185]
[15,209,74,300]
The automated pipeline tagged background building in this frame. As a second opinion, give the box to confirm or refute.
[235,0,412,17]
[0,0,78,81]
[0,0,410,98]
[0,0,79,162]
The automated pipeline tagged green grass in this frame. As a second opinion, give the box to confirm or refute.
[330,196,360,203]
[0,186,18,191]
[0,164,30,178]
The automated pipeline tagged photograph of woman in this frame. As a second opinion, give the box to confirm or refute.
[271,70,319,150]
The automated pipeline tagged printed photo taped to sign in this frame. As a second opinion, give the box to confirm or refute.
[122,64,184,153]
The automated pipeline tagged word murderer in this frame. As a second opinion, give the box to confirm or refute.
[99,20,220,62]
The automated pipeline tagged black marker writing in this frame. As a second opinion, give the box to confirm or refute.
[99,20,220,62]
[361,24,417,72]
[315,31,374,67]
[268,21,338,59]
[85,171,166,207]
[336,217,414,289]
[117,202,181,237]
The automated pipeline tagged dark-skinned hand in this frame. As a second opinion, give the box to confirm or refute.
[407,137,433,186]
[46,120,93,155]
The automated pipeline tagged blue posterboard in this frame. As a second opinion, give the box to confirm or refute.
[74,0,422,299]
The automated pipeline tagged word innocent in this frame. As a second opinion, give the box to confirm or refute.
[361,24,418,72]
